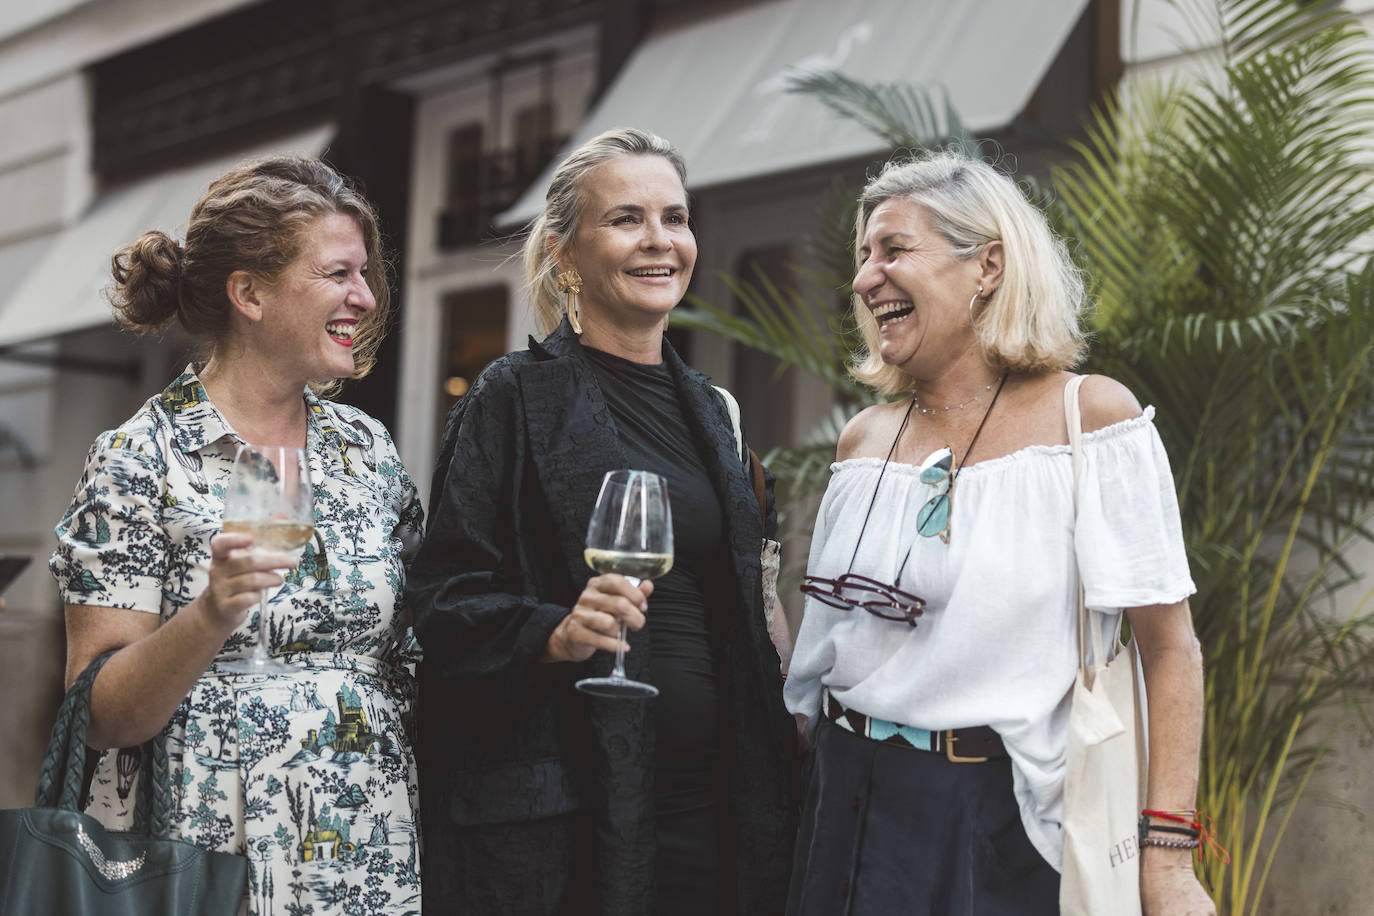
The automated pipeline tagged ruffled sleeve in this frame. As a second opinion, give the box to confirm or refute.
[1073,407,1195,610]
[783,474,845,728]
[50,436,169,613]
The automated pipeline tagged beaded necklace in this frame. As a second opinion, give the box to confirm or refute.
[912,376,999,415]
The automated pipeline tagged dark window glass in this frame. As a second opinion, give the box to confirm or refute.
[731,244,795,454]
[438,285,509,433]
[438,123,485,248]
[514,101,554,184]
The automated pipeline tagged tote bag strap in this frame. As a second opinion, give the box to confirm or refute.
[34,649,173,837]
[716,384,767,521]
[36,650,116,810]
[1064,375,1120,677]
[713,385,748,466]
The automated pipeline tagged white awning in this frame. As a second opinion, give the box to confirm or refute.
[500,0,1088,227]
[0,123,336,349]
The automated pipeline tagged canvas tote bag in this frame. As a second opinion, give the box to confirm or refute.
[1059,374,1149,916]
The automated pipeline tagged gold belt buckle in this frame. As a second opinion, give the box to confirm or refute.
[944,730,988,763]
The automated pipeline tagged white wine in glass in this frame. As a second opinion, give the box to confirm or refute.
[582,548,673,582]
[576,469,673,699]
[221,519,316,552]
[219,445,315,675]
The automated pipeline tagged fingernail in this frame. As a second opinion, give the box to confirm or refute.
[640,602,648,612]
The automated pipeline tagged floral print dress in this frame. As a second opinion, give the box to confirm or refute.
[51,368,425,916]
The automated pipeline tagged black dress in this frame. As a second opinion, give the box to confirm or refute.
[584,346,736,916]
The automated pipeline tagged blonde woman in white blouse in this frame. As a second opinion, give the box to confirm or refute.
[783,152,1214,916]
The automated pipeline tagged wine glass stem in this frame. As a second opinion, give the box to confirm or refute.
[610,575,642,682]
[611,623,630,680]
[254,589,271,660]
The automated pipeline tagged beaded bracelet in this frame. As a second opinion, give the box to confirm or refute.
[1138,814,1198,844]
[1141,836,1200,851]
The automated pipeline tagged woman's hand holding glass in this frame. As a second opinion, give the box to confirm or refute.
[538,470,673,698]
[573,469,673,698]
[218,445,315,674]
[195,529,300,631]
[542,574,652,664]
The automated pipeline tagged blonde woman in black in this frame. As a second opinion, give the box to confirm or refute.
[408,128,796,916]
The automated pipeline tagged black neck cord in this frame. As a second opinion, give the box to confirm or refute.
[845,373,1009,572]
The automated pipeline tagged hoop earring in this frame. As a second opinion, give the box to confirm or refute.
[968,285,984,327]
[557,269,583,335]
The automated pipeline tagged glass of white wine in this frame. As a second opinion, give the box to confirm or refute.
[576,469,674,699]
[219,445,315,675]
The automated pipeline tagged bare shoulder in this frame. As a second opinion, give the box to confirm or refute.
[837,400,909,461]
[1076,374,1144,433]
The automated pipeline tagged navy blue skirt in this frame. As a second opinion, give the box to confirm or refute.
[786,716,1059,916]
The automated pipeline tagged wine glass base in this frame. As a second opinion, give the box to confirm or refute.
[219,656,296,675]
[575,676,658,699]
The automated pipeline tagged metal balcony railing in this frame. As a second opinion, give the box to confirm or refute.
[436,138,565,248]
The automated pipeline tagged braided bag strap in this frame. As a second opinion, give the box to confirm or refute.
[131,720,173,837]
[35,649,174,838]
[36,650,117,810]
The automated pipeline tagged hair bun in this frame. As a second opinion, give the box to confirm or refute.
[108,230,185,330]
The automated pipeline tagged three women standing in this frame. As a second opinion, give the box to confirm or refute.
[46,134,1211,916]
[407,128,796,916]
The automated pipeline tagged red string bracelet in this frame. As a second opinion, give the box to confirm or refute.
[1141,809,1231,864]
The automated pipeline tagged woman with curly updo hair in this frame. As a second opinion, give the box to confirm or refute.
[50,156,424,915]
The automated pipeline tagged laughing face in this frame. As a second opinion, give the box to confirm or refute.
[853,198,987,377]
[558,154,696,332]
[258,211,376,383]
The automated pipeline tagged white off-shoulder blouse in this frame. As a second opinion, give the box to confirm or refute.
[783,406,1195,871]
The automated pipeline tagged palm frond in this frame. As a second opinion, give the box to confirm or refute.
[683,7,1374,910]
[782,67,979,156]
[1061,4,1374,903]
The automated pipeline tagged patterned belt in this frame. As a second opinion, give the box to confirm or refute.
[822,688,1007,763]
[205,650,409,681]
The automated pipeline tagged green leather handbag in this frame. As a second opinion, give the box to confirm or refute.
[0,651,248,914]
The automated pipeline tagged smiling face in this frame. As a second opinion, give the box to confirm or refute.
[257,211,376,383]
[556,154,696,333]
[853,197,988,378]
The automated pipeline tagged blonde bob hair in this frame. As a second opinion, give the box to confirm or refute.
[522,128,687,336]
[850,151,1084,396]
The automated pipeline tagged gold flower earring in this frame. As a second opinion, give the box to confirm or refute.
[557,269,583,334]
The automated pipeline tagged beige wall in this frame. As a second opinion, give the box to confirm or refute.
[0,0,230,806]
[0,329,161,807]
[0,68,91,809]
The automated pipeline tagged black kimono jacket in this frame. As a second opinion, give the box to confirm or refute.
[407,320,797,915]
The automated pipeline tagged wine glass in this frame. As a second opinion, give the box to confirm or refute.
[219,445,315,675]
[575,469,674,699]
